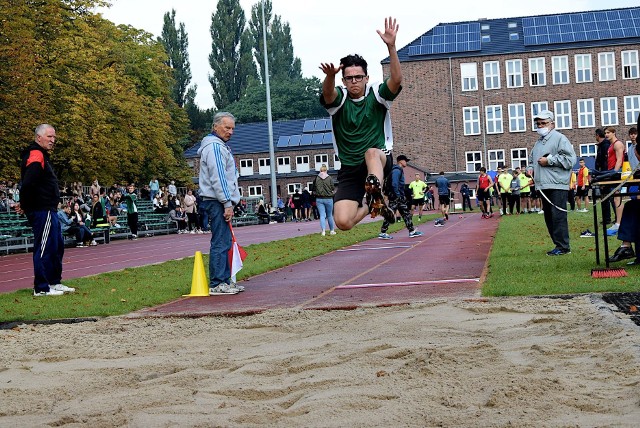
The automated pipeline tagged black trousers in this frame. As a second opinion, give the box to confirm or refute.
[381,197,415,234]
[540,189,570,251]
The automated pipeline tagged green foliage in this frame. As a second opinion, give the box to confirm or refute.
[160,9,192,108]
[227,76,327,123]
[208,0,257,110]
[248,0,302,82]
[0,0,190,185]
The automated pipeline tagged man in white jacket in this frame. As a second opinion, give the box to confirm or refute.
[197,112,243,295]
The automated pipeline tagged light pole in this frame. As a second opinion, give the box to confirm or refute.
[262,0,277,208]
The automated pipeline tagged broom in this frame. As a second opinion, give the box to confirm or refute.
[591,267,628,278]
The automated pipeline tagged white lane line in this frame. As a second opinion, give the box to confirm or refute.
[335,278,480,289]
[337,245,411,252]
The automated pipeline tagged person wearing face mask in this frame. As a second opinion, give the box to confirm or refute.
[530,110,577,256]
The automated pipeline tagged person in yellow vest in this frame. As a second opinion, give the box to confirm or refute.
[497,168,513,215]
[408,173,427,220]
[517,167,531,213]
[575,158,590,212]
[569,169,577,212]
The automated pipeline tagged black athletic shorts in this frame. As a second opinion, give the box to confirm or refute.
[477,188,490,201]
[334,154,393,206]
[576,186,590,197]
[412,198,424,207]
[438,194,450,205]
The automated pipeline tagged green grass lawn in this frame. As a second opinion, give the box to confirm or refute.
[1,209,638,323]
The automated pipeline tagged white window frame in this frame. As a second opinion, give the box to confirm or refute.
[600,97,618,126]
[530,101,549,130]
[295,155,309,172]
[277,156,291,174]
[624,95,640,125]
[529,57,546,86]
[314,154,329,171]
[508,103,526,132]
[287,183,301,195]
[333,153,341,171]
[574,54,593,83]
[465,151,482,173]
[239,159,253,176]
[463,106,481,135]
[460,63,478,92]
[580,144,596,158]
[576,98,595,128]
[598,52,616,82]
[483,61,501,90]
[488,149,505,171]
[485,105,503,134]
[511,148,528,169]
[505,59,523,88]
[553,100,572,130]
[622,50,639,80]
[552,55,569,84]
[247,185,263,197]
[258,158,271,175]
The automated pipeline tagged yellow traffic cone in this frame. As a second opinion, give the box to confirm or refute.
[183,251,209,296]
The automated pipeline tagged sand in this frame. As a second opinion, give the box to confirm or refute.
[1,295,640,427]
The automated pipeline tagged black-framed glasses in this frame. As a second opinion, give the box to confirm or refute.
[535,121,551,127]
[343,75,366,83]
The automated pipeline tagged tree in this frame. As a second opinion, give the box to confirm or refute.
[248,0,301,82]
[160,9,192,107]
[208,0,256,110]
[226,76,326,123]
[184,85,214,143]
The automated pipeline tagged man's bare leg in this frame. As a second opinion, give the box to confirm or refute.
[334,199,369,231]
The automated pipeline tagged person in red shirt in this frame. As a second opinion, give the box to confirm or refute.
[476,167,494,219]
[575,158,590,212]
[605,127,625,232]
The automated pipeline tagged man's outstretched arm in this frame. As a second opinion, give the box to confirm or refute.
[377,17,402,94]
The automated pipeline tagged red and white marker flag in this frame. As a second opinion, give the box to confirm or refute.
[228,222,247,284]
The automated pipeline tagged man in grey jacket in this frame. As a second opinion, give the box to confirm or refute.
[198,112,243,295]
[530,110,577,256]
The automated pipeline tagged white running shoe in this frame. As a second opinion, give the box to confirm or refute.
[33,289,64,296]
[51,284,76,293]
[209,284,239,295]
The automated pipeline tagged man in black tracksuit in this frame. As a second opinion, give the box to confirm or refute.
[18,124,75,296]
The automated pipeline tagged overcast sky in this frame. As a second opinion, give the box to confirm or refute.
[98,0,638,110]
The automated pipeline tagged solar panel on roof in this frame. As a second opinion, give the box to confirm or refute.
[288,135,301,146]
[409,22,481,57]
[523,8,640,46]
[311,133,324,144]
[302,120,315,133]
[300,134,312,146]
[322,133,334,144]
[276,136,289,148]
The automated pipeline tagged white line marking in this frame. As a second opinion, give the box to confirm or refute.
[337,245,411,252]
[336,278,480,289]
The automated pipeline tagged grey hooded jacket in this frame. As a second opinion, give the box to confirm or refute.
[197,134,240,208]
[530,129,577,191]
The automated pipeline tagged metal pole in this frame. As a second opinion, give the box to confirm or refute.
[262,0,277,208]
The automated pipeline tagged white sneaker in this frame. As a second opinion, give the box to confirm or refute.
[229,283,245,292]
[51,283,76,293]
[190,230,195,234]
[33,288,65,296]
[197,229,204,234]
[538,210,544,214]
[378,233,393,240]
[330,230,336,235]
[209,284,239,295]
[90,240,97,246]
[321,230,326,236]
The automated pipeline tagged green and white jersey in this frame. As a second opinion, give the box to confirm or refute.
[322,80,401,167]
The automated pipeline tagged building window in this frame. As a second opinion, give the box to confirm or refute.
[552,56,569,84]
[600,97,618,126]
[248,185,263,197]
[509,33,519,41]
[460,63,478,92]
[481,24,490,31]
[580,144,596,158]
[554,100,572,129]
[508,22,517,28]
[315,154,329,170]
[258,158,271,175]
[505,59,523,88]
[488,149,505,171]
[482,34,491,43]
[624,95,640,125]
[483,61,500,90]
[295,155,309,172]
[530,101,549,130]
[465,151,482,172]
[576,98,595,128]
[508,103,526,132]
[485,105,503,134]
[511,148,528,169]
[529,57,546,86]
[574,54,593,83]
[287,183,301,194]
[277,156,291,173]
[239,159,253,176]
[598,52,616,82]
[463,106,480,135]
[622,50,639,80]
[333,153,341,171]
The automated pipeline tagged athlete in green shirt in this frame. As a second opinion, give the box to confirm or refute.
[320,17,402,231]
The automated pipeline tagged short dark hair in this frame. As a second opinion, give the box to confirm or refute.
[595,128,605,138]
[630,127,637,134]
[340,54,368,75]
